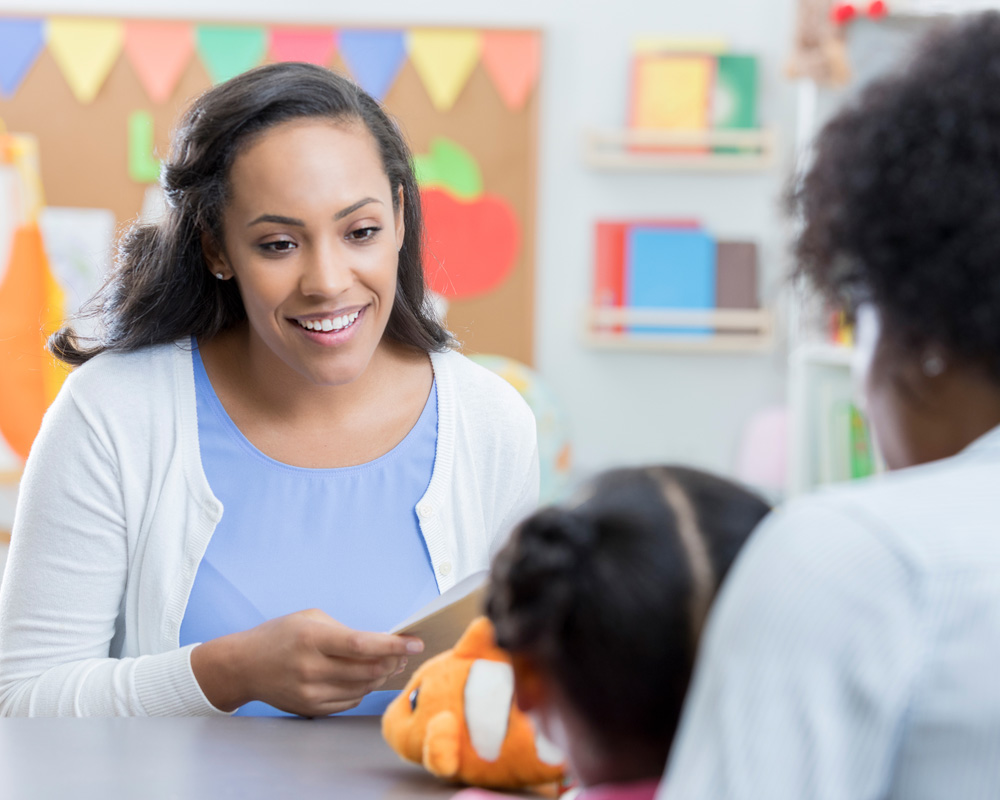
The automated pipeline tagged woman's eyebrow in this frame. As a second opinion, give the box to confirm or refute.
[334,197,382,220]
[247,198,383,228]
[247,214,305,228]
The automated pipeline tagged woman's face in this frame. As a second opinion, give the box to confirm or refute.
[210,118,404,387]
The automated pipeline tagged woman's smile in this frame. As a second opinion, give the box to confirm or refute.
[292,305,368,345]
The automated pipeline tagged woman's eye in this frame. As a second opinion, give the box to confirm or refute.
[259,240,296,253]
[348,226,381,241]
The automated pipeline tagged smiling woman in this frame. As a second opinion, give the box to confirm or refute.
[0,64,539,718]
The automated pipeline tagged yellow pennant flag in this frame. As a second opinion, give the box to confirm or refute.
[408,30,481,112]
[47,18,125,104]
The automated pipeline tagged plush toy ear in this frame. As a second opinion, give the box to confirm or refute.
[452,617,506,660]
[422,710,461,778]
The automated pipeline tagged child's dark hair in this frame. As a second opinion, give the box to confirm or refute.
[486,466,770,757]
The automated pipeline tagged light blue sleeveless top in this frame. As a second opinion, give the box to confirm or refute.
[179,344,441,717]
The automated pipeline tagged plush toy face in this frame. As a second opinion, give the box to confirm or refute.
[382,617,565,790]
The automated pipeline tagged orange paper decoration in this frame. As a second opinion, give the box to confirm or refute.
[0,224,68,462]
[481,32,540,110]
[268,27,336,66]
[123,21,195,105]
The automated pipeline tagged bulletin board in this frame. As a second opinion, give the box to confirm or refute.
[0,17,540,367]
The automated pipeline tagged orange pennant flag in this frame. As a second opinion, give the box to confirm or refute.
[0,224,68,462]
[124,21,194,105]
[481,31,541,111]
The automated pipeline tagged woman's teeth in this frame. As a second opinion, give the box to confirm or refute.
[298,310,361,332]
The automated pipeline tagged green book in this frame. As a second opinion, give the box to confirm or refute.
[713,54,758,153]
[848,404,876,480]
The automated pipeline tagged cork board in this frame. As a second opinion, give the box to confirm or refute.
[0,21,539,364]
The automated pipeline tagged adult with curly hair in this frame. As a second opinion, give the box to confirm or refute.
[0,64,538,719]
[660,13,1000,799]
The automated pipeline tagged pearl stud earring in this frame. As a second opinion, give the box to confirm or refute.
[215,273,224,280]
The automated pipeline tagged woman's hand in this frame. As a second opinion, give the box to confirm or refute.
[190,609,423,717]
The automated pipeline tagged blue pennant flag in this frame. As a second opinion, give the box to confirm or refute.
[339,30,406,102]
[0,18,45,97]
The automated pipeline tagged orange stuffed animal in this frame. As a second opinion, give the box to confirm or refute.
[382,616,566,790]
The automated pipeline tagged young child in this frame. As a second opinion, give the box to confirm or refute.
[484,466,770,800]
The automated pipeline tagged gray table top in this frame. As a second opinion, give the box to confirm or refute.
[0,716,465,799]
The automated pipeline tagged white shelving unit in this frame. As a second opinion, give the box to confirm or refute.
[583,127,776,172]
[585,307,774,354]
[582,119,776,356]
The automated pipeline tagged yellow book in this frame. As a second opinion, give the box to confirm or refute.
[630,53,715,133]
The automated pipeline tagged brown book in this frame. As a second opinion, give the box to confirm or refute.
[383,571,488,691]
[716,241,759,309]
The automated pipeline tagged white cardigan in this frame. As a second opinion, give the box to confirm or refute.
[0,342,538,716]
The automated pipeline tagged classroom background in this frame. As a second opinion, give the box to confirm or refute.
[0,0,959,562]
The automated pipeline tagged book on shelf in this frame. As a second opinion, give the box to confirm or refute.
[716,241,759,310]
[593,219,700,333]
[629,51,716,154]
[625,227,716,336]
[817,385,878,485]
[713,55,758,154]
[626,41,761,156]
[592,220,761,339]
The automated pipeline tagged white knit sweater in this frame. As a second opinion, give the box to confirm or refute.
[0,342,538,716]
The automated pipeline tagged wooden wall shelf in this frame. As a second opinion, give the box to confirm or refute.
[583,128,776,171]
[585,307,774,353]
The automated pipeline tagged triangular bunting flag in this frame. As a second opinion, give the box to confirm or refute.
[124,20,194,104]
[339,30,406,102]
[196,25,267,85]
[407,30,481,112]
[269,27,336,66]
[0,18,45,98]
[481,31,540,111]
[47,18,125,104]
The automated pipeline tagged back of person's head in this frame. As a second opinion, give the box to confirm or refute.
[790,11,1000,380]
[486,466,770,763]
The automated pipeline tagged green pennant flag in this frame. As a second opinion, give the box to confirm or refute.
[196,25,267,85]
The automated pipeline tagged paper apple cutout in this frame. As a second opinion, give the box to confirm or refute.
[414,138,483,200]
[416,137,521,300]
[422,188,520,299]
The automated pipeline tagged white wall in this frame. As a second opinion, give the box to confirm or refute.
[5,0,799,482]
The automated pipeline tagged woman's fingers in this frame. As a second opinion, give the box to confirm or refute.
[300,653,407,685]
[196,611,424,717]
[308,616,424,660]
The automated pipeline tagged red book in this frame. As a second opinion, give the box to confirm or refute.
[593,219,700,333]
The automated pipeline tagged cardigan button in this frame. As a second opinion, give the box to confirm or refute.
[439,561,453,577]
[417,503,434,520]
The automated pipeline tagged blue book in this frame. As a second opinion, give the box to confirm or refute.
[625,227,716,336]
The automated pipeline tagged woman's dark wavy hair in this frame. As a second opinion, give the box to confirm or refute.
[51,62,452,365]
[789,11,1000,380]
[486,466,769,759]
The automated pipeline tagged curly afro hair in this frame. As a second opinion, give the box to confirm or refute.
[789,11,1000,381]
